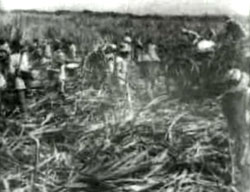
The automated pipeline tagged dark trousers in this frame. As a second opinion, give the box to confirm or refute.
[16,90,27,113]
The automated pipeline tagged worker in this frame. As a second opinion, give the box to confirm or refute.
[0,39,10,114]
[68,40,77,60]
[52,42,67,95]
[41,38,52,65]
[120,35,133,61]
[8,40,32,115]
[0,39,11,80]
[221,68,250,191]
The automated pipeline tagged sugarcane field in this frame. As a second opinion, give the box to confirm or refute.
[0,3,250,192]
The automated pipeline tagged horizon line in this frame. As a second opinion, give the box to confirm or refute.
[3,8,245,17]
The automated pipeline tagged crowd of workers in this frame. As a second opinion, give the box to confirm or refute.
[0,32,141,117]
[0,16,247,119]
[0,37,78,116]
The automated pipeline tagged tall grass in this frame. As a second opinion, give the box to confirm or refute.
[0,12,226,51]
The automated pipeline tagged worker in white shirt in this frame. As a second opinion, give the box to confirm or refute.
[9,40,32,114]
[68,40,77,60]
[52,43,67,95]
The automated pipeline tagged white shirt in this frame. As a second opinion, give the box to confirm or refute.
[69,44,77,59]
[0,73,6,89]
[9,52,30,74]
[116,56,128,85]
[105,53,115,73]
[148,44,161,62]
[59,64,66,81]
[44,44,52,58]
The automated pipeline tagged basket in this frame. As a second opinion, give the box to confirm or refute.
[66,63,80,77]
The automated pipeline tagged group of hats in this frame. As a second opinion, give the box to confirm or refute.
[103,36,132,53]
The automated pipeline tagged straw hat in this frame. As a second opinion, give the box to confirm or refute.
[123,36,132,44]
[224,68,242,82]
[110,44,117,50]
[119,42,132,53]
[224,68,250,92]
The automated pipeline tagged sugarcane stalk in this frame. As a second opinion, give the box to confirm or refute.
[29,134,40,192]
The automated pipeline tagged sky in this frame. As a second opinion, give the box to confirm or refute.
[1,0,250,16]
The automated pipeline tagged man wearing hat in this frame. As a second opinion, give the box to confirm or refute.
[221,68,250,191]
[68,40,77,60]
[102,42,118,74]
[115,36,133,88]
[40,38,52,65]
[52,43,67,94]
[7,39,32,115]
[119,35,133,60]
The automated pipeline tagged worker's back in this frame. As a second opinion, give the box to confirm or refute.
[221,69,250,191]
[222,90,249,136]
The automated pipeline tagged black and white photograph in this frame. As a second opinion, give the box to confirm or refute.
[0,0,250,191]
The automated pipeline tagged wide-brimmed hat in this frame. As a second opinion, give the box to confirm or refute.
[119,42,132,53]
[224,68,250,92]
[110,44,117,50]
[224,68,242,82]
[123,36,132,43]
